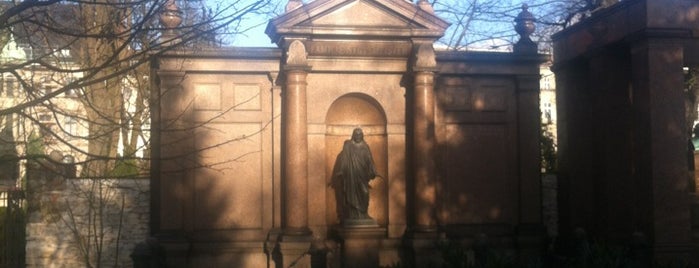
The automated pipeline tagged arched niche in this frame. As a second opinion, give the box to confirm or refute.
[325,93,388,226]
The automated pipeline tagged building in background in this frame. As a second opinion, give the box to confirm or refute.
[540,61,556,134]
[0,34,88,186]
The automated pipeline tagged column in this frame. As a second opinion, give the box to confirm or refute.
[413,70,436,230]
[411,43,437,231]
[279,40,312,268]
[282,67,310,236]
[406,43,440,267]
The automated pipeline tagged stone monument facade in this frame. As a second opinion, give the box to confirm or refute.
[150,0,545,267]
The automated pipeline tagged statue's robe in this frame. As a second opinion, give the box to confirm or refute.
[332,139,377,220]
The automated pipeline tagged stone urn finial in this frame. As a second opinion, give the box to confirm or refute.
[286,0,303,12]
[160,0,182,36]
[417,0,435,14]
[514,4,535,44]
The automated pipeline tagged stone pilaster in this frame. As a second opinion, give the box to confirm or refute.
[515,73,544,260]
[551,61,591,242]
[269,71,282,230]
[630,38,693,261]
[515,74,542,225]
[154,70,189,233]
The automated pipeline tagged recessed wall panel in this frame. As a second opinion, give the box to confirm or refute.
[440,124,515,224]
[193,123,263,230]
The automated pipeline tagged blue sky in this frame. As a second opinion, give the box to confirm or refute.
[230,14,276,47]
[223,0,528,49]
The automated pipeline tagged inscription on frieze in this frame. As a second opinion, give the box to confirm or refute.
[307,41,411,57]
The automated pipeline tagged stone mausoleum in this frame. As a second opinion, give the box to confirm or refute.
[553,0,699,263]
[150,0,545,266]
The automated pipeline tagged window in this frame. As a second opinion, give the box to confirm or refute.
[542,103,553,124]
[5,80,15,97]
[38,113,52,122]
[64,116,78,139]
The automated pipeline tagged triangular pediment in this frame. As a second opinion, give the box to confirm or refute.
[309,1,410,27]
[266,0,449,43]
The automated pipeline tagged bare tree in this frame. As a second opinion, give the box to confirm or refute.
[432,0,612,51]
[0,0,269,177]
[0,0,270,267]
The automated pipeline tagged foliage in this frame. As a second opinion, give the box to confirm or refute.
[541,123,557,173]
[379,238,698,268]
[381,239,541,268]
[563,242,628,268]
[685,67,699,135]
[108,157,139,178]
[25,131,45,157]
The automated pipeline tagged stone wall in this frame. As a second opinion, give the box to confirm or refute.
[25,178,149,267]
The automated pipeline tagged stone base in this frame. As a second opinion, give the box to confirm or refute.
[278,238,312,268]
[331,226,386,268]
[404,230,443,267]
[516,224,545,263]
[158,237,191,268]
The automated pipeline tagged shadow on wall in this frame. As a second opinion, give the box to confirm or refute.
[433,77,519,228]
[152,71,275,267]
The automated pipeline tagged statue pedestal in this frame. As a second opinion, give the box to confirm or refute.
[331,225,386,268]
[342,218,379,228]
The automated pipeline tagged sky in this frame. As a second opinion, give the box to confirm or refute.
[221,0,526,50]
[230,14,276,47]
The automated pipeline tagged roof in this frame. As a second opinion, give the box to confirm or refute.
[266,0,449,44]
